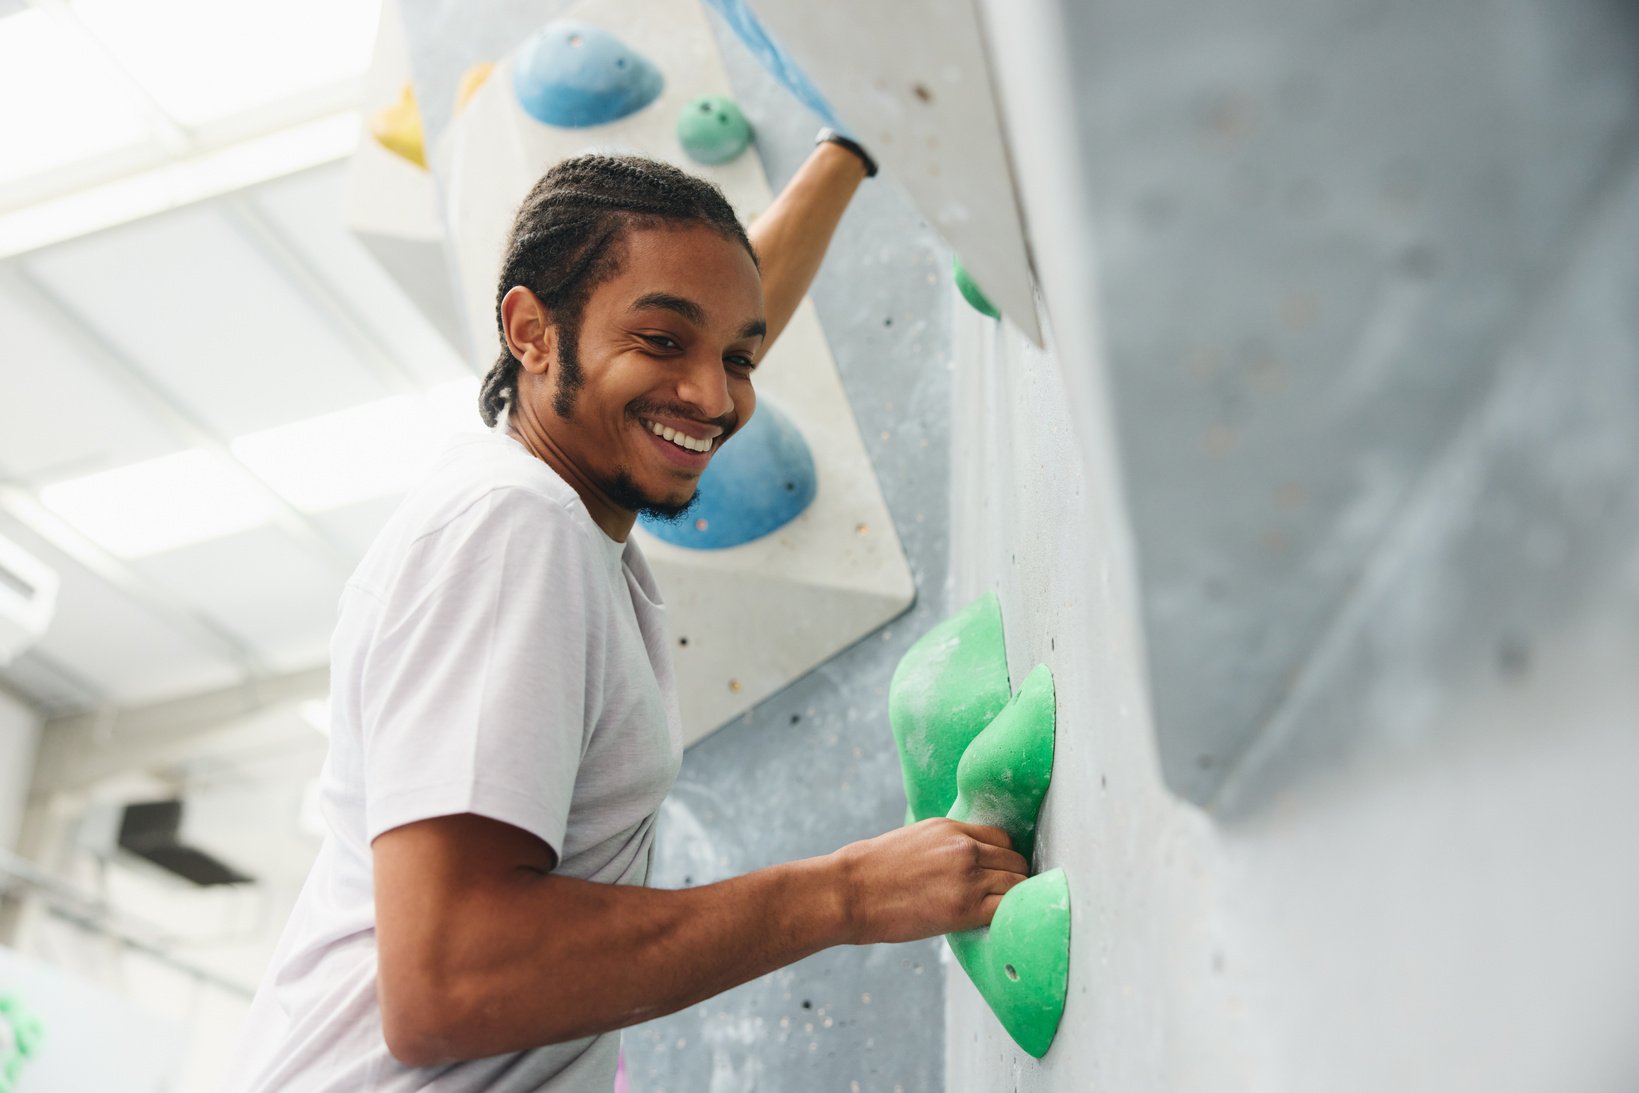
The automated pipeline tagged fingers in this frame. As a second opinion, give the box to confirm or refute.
[948,821,1015,851]
[974,842,1030,877]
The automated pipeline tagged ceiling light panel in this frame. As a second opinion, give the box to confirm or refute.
[23,202,389,436]
[248,164,472,387]
[68,0,380,129]
[0,9,154,187]
[125,524,343,674]
[38,448,276,558]
[0,282,183,480]
[231,378,481,512]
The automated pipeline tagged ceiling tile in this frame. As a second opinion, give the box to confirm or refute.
[248,163,472,387]
[0,511,247,705]
[0,279,183,481]
[22,202,390,437]
[125,524,346,675]
[310,494,403,556]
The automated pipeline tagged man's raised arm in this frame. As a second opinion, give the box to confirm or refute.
[747,138,874,352]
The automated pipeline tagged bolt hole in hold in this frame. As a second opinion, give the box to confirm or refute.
[678,636,689,647]
[786,481,797,492]
[1005,964,1019,981]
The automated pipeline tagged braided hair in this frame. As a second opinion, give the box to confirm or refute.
[479,154,757,426]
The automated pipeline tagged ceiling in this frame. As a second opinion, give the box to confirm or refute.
[0,0,481,719]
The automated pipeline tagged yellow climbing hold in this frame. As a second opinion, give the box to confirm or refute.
[456,61,495,113]
[370,82,426,169]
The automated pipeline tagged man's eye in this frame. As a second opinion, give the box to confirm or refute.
[726,356,757,372]
[643,334,680,350]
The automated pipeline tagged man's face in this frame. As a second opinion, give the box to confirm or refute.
[529,223,764,522]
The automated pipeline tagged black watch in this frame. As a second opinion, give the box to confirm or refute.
[815,127,879,178]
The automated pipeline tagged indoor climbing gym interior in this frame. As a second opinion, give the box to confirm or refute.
[1,0,1637,1090]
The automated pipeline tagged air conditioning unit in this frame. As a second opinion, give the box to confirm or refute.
[0,533,57,665]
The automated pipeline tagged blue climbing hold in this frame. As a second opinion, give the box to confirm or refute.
[514,21,664,128]
[640,399,817,549]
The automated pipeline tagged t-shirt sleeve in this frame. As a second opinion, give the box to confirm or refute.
[357,488,606,858]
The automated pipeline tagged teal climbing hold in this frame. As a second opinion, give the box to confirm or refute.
[953,254,1001,319]
[514,21,664,128]
[677,95,753,165]
[888,592,1012,825]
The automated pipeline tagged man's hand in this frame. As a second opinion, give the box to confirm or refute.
[831,818,1030,945]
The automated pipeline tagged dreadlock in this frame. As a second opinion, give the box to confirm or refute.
[479,154,758,427]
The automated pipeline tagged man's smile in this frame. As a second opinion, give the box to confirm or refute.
[639,415,719,469]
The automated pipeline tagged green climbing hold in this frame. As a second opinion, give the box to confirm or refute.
[889,603,1070,1059]
[944,665,1067,1057]
[949,869,1070,1059]
[888,592,1011,825]
[953,254,1001,319]
[948,663,1056,862]
[677,94,753,165]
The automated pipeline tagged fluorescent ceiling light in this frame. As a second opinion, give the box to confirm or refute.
[33,380,480,559]
[38,448,277,557]
[0,9,154,186]
[69,0,381,128]
[231,379,482,512]
[0,111,359,258]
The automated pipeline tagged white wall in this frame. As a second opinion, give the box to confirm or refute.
[0,687,42,852]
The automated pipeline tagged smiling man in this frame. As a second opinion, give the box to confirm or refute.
[227,143,1027,1092]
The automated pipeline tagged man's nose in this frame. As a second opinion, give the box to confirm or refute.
[674,353,735,419]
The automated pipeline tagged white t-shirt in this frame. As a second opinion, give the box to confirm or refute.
[226,430,684,1092]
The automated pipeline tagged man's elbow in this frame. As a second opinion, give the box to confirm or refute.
[379,963,585,1066]
[379,963,472,1067]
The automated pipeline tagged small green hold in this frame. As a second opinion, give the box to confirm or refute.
[953,254,1001,319]
[677,94,752,165]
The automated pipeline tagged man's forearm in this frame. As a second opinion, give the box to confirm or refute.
[381,853,849,1065]
[748,140,870,351]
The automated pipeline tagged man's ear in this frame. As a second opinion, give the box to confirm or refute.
[500,286,557,375]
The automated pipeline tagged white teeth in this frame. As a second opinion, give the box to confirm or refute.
[645,420,713,454]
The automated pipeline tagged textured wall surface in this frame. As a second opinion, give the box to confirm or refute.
[622,20,957,1089]
[942,0,1639,1089]
[1040,0,1639,806]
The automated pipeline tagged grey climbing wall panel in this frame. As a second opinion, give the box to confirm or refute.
[1047,0,1639,806]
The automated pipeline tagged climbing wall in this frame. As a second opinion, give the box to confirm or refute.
[935,0,1639,1089]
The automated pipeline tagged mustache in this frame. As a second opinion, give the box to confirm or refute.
[630,399,739,434]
